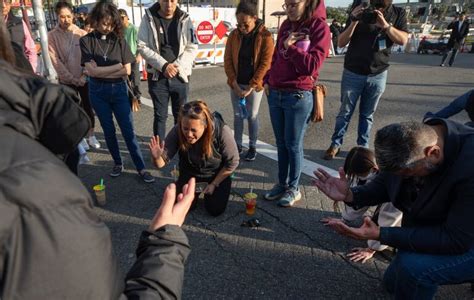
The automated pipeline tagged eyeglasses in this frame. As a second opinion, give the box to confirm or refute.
[236,22,251,29]
[282,0,304,10]
[182,103,203,115]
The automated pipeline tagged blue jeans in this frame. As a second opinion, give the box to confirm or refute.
[425,89,474,119]
[230,84,264,148]
[148,76,189,139]
[383,248,474,299]
[268,89,313,189]
[89,79,146,172]
[330,69,387,148]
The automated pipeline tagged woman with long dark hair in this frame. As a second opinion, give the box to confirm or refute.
[80,2,154,182]
[149,100,240,216]
[264,0,330,207]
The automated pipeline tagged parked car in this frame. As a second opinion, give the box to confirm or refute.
[417,36,448,54]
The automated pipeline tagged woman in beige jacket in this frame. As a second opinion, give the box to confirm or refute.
[48,1,100,151]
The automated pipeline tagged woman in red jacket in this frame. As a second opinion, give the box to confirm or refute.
[264,0,330,207]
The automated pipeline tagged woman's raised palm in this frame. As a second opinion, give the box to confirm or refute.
[149,136,165,160]
[313,167,350,202]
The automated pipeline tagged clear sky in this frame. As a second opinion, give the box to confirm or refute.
[327,0,406,8]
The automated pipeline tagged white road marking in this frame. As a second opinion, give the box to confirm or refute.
[140,96,339,178]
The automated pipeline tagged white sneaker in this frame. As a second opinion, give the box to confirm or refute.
[88,135,101,149]
[80,138,90,151]
[79,153,90,165]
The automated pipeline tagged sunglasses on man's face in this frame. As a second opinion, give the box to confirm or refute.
[182,103,203,114]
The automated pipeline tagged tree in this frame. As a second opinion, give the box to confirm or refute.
[326,7,349,23]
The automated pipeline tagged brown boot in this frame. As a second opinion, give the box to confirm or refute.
[323,146,340,160]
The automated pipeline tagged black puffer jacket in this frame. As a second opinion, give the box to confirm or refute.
[0,63,190,299]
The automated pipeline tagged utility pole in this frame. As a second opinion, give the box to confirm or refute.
[139,0,143,22]
[262,0,266,24]
[32,0,57,82]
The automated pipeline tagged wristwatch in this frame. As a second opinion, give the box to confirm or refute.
[210,182,219,188]
[383,23,393,32]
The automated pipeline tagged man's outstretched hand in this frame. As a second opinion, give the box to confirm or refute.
[313,167,352,203]
[321,216,381,241]
[148,178,196,232]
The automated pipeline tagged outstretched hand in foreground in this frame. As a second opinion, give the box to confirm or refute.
[149,178,196,232]
[312,167,351,202]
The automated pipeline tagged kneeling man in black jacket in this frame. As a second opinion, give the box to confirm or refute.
[314,118,474,299]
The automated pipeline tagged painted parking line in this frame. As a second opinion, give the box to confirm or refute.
[140,96,339,178]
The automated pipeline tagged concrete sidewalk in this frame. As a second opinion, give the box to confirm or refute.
[79,105,472,299]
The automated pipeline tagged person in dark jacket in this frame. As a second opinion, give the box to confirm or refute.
[314,119,474,299]
[0,14,194,298]
[329,19,341,54]
[440,12,470,67]
[0,63,196,299]
[424,89,474,120]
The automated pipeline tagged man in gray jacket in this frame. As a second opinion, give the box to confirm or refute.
[138,0,198,139]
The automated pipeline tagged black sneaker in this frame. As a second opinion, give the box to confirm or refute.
[237,145,243,155]
[139,171,155,183]
[244,147,257,161]
[110,165,123,177]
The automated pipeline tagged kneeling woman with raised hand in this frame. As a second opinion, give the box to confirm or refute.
[149,100,240,216]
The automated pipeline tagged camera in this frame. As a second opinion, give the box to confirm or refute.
[360,6,377,24]
[358,0,386,24]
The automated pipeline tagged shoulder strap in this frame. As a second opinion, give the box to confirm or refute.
[212,111,226,150]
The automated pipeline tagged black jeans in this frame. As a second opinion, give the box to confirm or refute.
[67,83,95,129]
[64,147,79,175]
[440,48,459,66]
[177,176,231,217]
[148,75,189,139]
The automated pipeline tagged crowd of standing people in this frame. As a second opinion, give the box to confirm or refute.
[1,0,474,299]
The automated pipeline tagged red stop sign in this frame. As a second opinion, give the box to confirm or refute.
[196,21,214,44]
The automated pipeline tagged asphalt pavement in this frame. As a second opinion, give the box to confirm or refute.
[79,52,474,299]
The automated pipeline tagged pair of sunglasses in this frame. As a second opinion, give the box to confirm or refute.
[182,103,203,114]
[241,218,261,228]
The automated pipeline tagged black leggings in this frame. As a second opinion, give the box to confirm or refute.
[67,83,95,129]
[177,176,232,217]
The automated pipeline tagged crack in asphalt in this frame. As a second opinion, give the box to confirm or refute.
[187,208,288,283]
[232,186,380,281]
[254,203,380,281]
